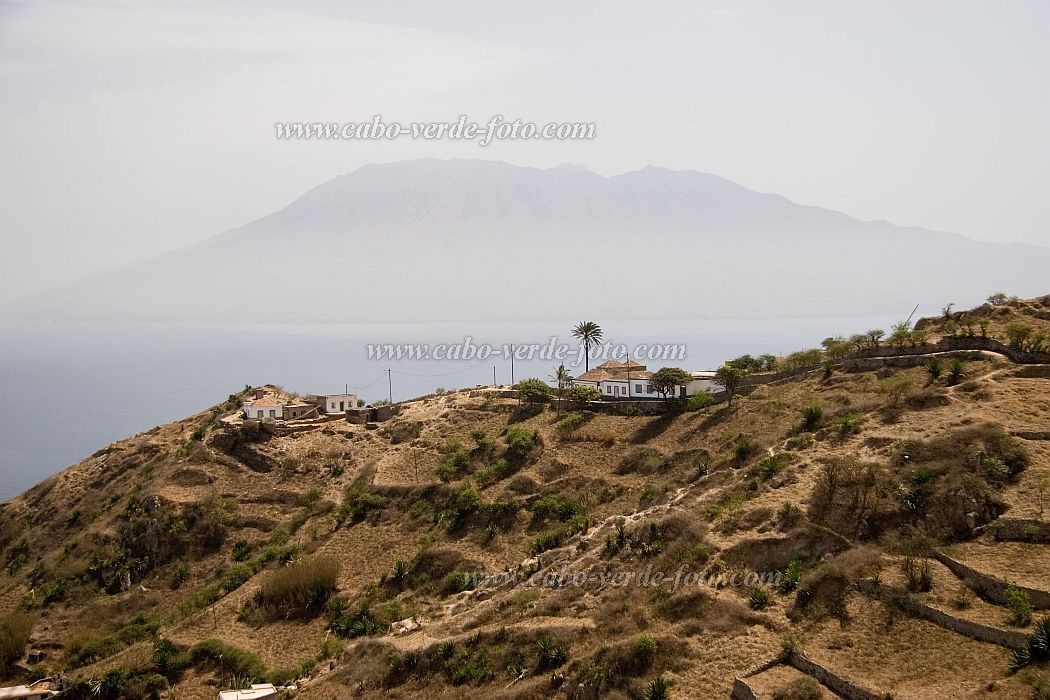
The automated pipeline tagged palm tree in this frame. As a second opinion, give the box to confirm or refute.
[572,321,603,372]
[551,363,573,416]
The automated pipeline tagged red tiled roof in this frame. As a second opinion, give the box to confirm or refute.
[250,395,283,407]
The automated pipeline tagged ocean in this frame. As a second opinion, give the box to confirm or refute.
[0,314,897,500]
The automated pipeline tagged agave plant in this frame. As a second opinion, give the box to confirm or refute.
[645,676,670,700]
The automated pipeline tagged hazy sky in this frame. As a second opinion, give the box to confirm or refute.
[1,0,1048,301]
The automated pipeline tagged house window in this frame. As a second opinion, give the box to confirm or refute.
[636,384,643,393]
[269,410,276,418]
[339,401,344,411]
[606,386,612,393]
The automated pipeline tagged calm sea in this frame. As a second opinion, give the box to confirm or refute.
[0,315,896,500]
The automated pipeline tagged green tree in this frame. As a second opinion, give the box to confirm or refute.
[650,367,691,402]
[568,384,602,407]
[890,321,912,347]
[987,291,1009,306]
[515,378,551,405]
[715,364,748,408]
[571,321,603,372]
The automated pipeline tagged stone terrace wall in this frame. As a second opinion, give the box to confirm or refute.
[990,518,1050,543]
[855,336,1050,364]
[785,652,885,700]
[855,579,1029,649]
[730,678,761,700]
[933,552,1050,609]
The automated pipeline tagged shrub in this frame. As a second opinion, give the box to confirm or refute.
[687,392,715,410]
[880,375,914,407]
[1005,581,1034,626]
[515,378,551,405]
[733,435,755,462]
[834,412,863,436]
[296,487,322,508]
[257,555,340,617]
[749,587,771,610]
[801,405,823,430]
[435,450,472,483]
[328,601,387,639]
[821,360,834,380]
[786,433,815,450]
[336,484,389,523]
[618,447,665,475]
[505,426,541,461]
[568,385,602,407]
[152,638,191,679]
[1011,617,1050,671]
[232,539,253,562]
[470,430,496,456]
[442,570,480,594]
[190,638,267,681]
[0,612,33,673]
[777,502,803,530]
[778,559,803,593]
[981,457,1011,484]
[439,482,482,531]
[948,359,966,385]
[535,636,568,670]
[557,412,588,432]
[758,456,784,481]
[529,528,568,555]
[926,358,944,380]
[531,495,585,523]
[645,676,671,700]
[902,556,933,592]
[170,562,188,591]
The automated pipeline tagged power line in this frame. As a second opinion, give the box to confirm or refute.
[390,360,492,378]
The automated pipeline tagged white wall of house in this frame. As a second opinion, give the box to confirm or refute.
[322,394,358,413]
[243,402,282,419]
[599,379,664,399]
[685,373,723,396]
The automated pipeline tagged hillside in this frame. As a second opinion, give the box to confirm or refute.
[5,159,1050,323]
[2,297,1050,699]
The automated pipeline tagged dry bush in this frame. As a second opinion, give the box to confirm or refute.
[382,421,422,444]
[808,457,896,539]
[791,547,881,621]
[616,447,667,475]
[0,612,34,673]
[257,555,340,618]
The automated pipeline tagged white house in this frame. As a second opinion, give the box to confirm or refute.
[686,370,723,396]
[243,395,283,419]
[573,360,660,399]
[318,393,358,414]
[572,361,722,400]
[217,685,278,700]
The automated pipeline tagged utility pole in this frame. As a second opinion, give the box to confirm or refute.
[626,359,631,401]
[510,345,515,385]
[493,366,497,387]
[387,369,393,403]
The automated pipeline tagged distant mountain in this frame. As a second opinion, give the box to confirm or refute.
[6,159,1049,322]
